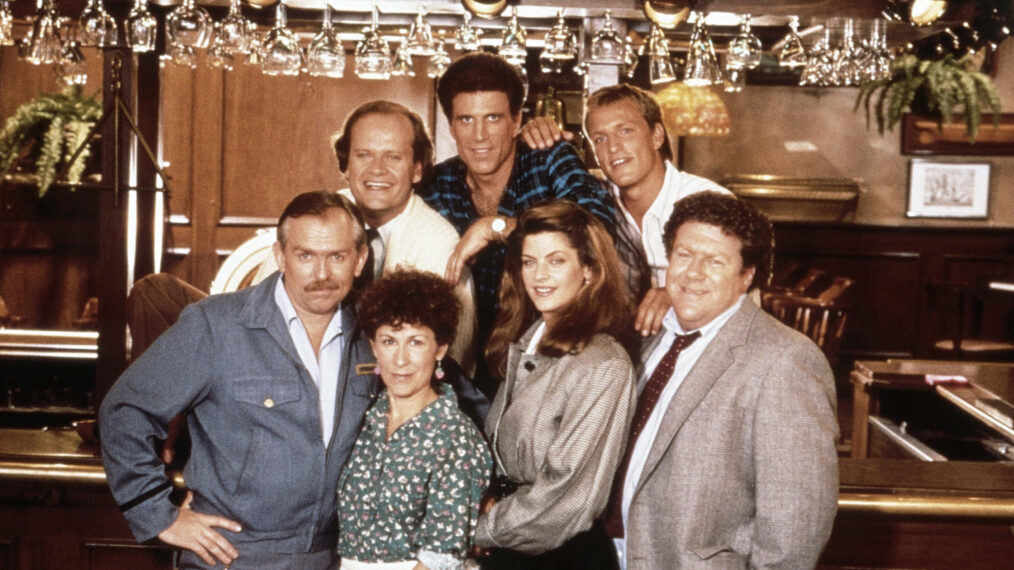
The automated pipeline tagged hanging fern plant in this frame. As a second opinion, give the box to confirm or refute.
[854,52,1002,144]
[0,85,102,197]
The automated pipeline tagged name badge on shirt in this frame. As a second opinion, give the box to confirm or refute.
[355,363,378,376]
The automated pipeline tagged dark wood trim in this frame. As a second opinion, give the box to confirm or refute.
[901,113,1014,156]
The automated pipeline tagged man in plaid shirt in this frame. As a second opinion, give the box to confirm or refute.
[420,52,615,393]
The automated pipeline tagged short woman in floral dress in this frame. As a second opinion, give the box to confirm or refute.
[338,269,491,570]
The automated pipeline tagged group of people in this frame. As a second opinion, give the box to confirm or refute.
[99,52,840,570]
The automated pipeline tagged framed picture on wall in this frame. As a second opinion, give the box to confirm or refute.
[906,159,991,219]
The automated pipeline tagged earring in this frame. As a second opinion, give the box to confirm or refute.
[434,359,445,380]
[374,364,382,376]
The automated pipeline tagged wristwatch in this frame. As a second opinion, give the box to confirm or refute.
[491,217,507,240]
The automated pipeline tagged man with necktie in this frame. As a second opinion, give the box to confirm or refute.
[604,191,839,569]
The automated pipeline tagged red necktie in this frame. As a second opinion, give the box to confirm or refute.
[603,331,701,538]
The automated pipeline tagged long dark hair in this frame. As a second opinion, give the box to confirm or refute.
[485,200,634,377]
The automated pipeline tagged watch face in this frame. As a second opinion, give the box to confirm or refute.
[492,218,506,232]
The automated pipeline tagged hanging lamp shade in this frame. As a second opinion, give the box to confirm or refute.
[656,82,730,136]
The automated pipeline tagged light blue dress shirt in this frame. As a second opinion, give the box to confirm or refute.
[274,277,345,443]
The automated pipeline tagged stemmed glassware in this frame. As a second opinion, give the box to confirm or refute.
[539,10,578,74]
[724,14,762,93]
[404,6,435,58]
[498,7,528,68]
[683,12,723,86]
[167,0,212,50]
[777,16,807,68]
[57,41,88,85]
[355,6,392,80]
[125,0,158,53]
[727,14,762,71]
[454,12,482,53]
[261,1,302,76]
[26,0,63,65]
[0,2,15,47]
[217,0,255,57]
[834,18,863,85]
[79,0,118,47]
[391,32,415,77]
[590,11,625,64]
[165,0,210,66]
[798,29,831,85]
[798,18,893,87]
[427,33,451,78]
[622,36,639,79]
[307,2,345,78]
[643,24,675,85]
[207,22,236,70]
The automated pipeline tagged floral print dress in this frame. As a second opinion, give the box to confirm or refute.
[338,383,491,569]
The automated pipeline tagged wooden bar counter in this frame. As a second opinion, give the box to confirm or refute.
[1,427,1012,569]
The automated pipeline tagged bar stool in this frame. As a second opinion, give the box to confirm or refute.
[762,272,854,368]
[930,280,1014,361]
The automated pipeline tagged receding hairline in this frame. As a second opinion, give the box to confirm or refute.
[347,111,418,154]
[278,206,363,245]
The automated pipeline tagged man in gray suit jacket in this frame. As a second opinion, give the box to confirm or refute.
[604,191,839,569]
[101,191,378,569]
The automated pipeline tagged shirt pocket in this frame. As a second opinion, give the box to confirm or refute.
[231,377,302,409]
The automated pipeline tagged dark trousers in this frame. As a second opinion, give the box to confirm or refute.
[480,520,619,570]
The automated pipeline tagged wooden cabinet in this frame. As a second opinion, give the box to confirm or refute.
[0,430,172,570]
[0,488,172,569]
[773,222,1014,364]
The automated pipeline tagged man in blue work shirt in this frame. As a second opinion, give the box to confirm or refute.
[101,191,378,569]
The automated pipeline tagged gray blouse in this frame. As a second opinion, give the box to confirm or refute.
[475,321,636,554]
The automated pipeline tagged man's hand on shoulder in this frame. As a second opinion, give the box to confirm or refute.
[158,491,242,566]
[635,287,671,337]
[519,116,573,150]
[445,216,516,284]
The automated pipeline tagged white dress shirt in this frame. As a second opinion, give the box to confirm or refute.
[369,210,403,278]
[615,295,746,569]
[610,161,731,287]
[273,278,345,444]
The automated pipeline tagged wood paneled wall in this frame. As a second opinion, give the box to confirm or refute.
[158,54,438,291]
[773,222,1014,362]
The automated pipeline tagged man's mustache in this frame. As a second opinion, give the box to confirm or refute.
[305,279,342,292]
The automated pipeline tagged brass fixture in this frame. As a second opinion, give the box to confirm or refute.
[642,0,694,30]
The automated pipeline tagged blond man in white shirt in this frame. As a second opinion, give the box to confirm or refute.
[522,84,730,338]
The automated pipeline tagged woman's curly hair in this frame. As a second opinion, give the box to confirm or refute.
[356,268,460,347]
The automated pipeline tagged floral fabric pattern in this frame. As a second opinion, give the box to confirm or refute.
[338,383,491,566]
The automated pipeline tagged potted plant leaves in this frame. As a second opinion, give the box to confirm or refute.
[854,52,1002,144]
[0,85,102,197]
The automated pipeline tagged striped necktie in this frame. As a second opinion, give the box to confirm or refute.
[603,330,701,538]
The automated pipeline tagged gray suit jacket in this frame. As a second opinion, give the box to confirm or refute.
[625,300,838,569]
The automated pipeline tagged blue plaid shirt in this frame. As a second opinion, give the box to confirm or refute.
[421,141,616,343]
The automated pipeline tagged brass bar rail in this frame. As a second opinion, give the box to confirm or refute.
[3,460,1013,519]
[0,462,184,488]
[838,492,1014,518]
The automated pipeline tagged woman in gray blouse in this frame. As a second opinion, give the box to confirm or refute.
[476,200,636,569]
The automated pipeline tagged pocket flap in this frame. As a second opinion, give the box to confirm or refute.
[232,378,302,406]
[690,544,734,560]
